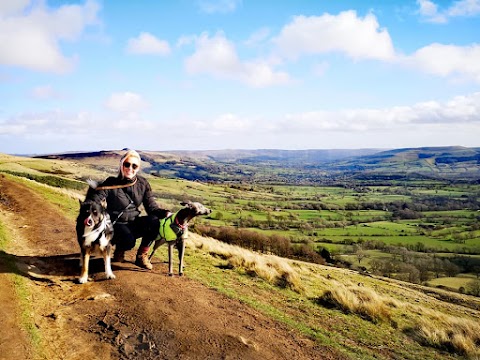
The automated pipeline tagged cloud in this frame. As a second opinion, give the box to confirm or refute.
[244,27,271,47]
[184,31,290,87]
[197,0,241,14]
[448,0,480,16]
[417,0,480,23]
[2,93,479,152]
[417,0,447,23]
[0,0,100,73]
[277,92,480,133]
[105,92,148,113]
[30,85,62,100]
[273,11,396,61]
[0,0,30,16]
[182,10,478,86]
[209,113,252,133]
[403,43,480,82]
[126,32,171,55]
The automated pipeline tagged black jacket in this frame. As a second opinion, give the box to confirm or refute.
[87,175,168,223]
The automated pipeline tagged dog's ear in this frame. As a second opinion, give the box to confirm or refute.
[79,199,83,207]
[101,198,107,209]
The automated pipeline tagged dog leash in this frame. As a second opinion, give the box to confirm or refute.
[93,178,138,190]
[87,178,138,225]
[111,200,135,226]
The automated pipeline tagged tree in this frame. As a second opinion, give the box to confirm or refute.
[466,279,480,297]
[353,244,368,264]
[443,260,461,277]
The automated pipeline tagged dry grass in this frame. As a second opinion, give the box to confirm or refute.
[188,232,480,357]
[189,233,401,323]
[315,281,400,324]
[188,233,305,293]
[4,155,480,359]
[410,310,480,358]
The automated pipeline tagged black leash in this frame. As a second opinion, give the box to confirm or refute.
[111,200,135,226]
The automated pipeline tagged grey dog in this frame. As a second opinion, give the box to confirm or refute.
[149,201,212,276]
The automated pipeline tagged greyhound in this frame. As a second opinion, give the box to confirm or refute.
[149,201,211,276]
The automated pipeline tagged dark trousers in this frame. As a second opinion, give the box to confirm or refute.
[112,215,159,251]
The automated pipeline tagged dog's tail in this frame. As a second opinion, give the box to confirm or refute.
[87,179,99,189]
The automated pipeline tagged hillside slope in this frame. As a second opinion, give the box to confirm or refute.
[0,175,342,360]
[1,154,480,359]
[36,146,480,183]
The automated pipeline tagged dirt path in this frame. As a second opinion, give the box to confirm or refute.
[0,175,347,360]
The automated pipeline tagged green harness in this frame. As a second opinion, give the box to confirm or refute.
[158,212,188,242]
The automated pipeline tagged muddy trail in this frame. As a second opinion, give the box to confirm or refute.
[0,176,346,360]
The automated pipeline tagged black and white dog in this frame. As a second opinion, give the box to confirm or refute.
[76,198,115,284]
[149,201,211,276]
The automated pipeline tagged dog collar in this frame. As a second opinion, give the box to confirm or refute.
[83,216,109,238]
[175,216,188,230]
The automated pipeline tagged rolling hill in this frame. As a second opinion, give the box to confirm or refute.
[37,146,480,183]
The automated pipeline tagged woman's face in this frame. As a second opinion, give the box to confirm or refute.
[122,156,140,179]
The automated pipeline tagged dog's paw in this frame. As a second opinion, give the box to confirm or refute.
[106,273,116,280]
[179,272,184,277]
[78,276,88,284]
[168,273,173,277]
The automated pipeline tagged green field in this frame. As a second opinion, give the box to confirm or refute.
[1,154,480,295]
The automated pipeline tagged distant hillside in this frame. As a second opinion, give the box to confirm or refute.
[36,146,480,184]
[332,146,480,182]
[169,148,381,163]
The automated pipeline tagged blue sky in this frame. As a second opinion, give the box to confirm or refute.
[1,0,480,154]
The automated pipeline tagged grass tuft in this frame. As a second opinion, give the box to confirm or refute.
[411,314,480,358]
[314,281,397,324]
[188,234,305,293]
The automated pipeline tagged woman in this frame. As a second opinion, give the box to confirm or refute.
[86,149,170,270]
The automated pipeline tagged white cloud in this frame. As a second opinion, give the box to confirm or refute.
[126,32,171,55]
[403,43,480,82]
[277,92,480,133]
[244,27,271,47]
[417,0,480,23]
[176,35,196,48]
[105,92,148,113]
[2,93,479,152]
[212,113,252,132]
[448,0,480,16]
[30,85,62,100]
[184,32,290,87]
[0,0,100,73]
[417,0,447,23]
[197,0,241,14]
[0,0,30,16]
[273,11,396,61]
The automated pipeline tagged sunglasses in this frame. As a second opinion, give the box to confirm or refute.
[123,162,139,170]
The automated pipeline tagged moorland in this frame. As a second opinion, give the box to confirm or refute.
[1,146,480,359]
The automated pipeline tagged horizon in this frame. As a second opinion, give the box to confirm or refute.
[11,144,480,158]
[1,0,480,154]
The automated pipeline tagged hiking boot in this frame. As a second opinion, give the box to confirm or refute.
[135,250,153,270]
[113,249,125,262]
